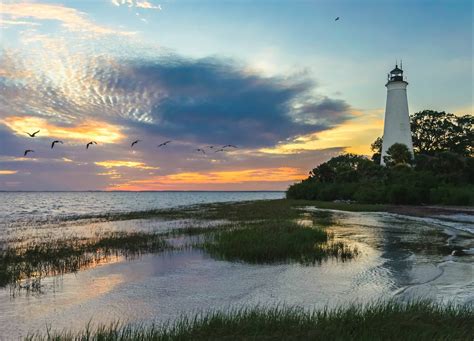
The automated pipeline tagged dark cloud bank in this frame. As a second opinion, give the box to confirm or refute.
[96,56,352,147]
[1,51,352,148]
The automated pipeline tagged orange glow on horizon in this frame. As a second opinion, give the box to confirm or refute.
[106,167,305,191]
[0,170,18,175]
[2,116,124,143]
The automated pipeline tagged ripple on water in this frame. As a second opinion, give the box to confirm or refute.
[0,200,473,338]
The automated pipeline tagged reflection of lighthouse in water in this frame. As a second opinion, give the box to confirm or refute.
[380,63,414,165]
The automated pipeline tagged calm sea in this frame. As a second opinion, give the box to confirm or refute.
[0,191,284,226]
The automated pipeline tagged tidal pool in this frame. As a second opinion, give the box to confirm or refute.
[0,208,472,339]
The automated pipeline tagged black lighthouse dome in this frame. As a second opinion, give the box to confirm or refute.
[388,64,404,82]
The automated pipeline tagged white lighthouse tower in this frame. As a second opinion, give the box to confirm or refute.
[380,63,414,165]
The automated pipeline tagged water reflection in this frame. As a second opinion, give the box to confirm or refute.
[0,209,472,339]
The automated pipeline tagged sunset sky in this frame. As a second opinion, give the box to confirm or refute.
[0,0,472,191]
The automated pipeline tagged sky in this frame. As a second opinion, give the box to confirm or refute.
[0,0,472,191]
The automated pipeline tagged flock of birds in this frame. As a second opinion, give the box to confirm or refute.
[20,17,343,157]
[21,130,237,156]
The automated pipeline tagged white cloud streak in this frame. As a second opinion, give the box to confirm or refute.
[0,3,134,36]
[112,0,162,10]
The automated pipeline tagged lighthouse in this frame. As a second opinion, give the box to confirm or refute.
[380,63,414,165]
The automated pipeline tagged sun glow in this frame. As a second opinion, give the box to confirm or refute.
[107,167,305,190]
[0,170,18,175]
[95,160,158,170]
[2,116,124,143]
[260,110,384,156]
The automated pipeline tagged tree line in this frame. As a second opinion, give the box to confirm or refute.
[286,110,474,205]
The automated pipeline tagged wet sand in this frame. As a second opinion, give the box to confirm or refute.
[386,205,474,218]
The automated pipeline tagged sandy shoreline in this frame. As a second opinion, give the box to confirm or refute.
[385,205,474,218]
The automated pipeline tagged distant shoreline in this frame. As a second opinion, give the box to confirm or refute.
[0,190,286,193]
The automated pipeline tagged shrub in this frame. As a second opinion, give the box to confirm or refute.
[287,149,473,206]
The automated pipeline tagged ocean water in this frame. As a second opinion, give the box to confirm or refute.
[0,191,284,227]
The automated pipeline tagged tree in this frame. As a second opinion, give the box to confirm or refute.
[383,143,413,167]
[371,110,473,159]
[371,137,383,154]
[371,137,383,163]
[410,110,473,156]
[310,154,381,183]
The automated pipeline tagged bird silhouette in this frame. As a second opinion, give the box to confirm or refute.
[335,17,340,21]
[26,130,40,137]
[222,144,237,148]
[86,141,97,149]
[24,150,34,156]
[205,145,215,149]
[158,140,172,147]
[215,148,225,153]
[195,148,206,154]
[131,140,141,147]
[51,140,63,149]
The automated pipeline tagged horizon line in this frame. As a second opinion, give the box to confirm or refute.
[0,190,286,193]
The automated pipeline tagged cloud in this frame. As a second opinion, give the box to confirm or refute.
[260,109,384,155]
[0,37,354,190]
[0,170,18,175]
[95,160,158,169]
[2,116,124,143]
[112,0,162,10]
[0,19,40,27]
[1,48,352,149]
[0,3,134,36]
[106,167,305,190]
[94,57,352,148]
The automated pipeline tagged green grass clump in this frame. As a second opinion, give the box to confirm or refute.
[49,199,386,225]
[0,232,168,289]
[26,301,474,340]
[158,198,380,222]
[110,199,335,222]
[305,200,388,212]
[200,220,357,264]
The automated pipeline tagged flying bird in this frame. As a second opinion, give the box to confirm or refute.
[222,144,237,148]
[335,17,340,21]
[158,140,172,147]
[215,148,225,153]
[131,140,141,148]
[51,140,63,149]
[86,141,97,149]
[205,145,215,149]
[26,130,40,137]
[23,150,34,156]
[195,148,206,154]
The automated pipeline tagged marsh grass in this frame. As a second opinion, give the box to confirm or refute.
[25,301,474,340]
[156,199,383,221]
[1,200,361,288]
[88,199,322,222]
[38,199,384,226]
[0,232,168,289]
[200,220,357,264]
[160,200,358,264]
